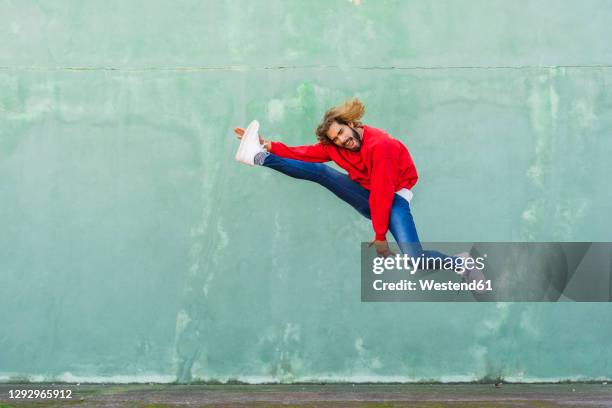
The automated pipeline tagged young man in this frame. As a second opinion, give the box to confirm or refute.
[234,97,481,279]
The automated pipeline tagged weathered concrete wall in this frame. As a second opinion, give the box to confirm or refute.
[1,0,611,382]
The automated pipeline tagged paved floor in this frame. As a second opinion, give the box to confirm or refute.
[1,383,611,407]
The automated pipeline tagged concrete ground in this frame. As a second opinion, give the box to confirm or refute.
[1,383,611,408]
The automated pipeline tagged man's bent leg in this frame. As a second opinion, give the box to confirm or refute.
[388,195,454,265]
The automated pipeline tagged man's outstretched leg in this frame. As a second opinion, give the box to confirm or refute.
[256,151,371,218]
[234,120,369,217]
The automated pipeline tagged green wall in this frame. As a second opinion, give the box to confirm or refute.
[1,0,611,383]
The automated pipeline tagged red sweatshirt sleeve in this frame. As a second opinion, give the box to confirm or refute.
[269,141,331,162]
[369,150,398,241]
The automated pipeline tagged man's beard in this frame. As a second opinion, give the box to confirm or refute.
[348,127,362,150]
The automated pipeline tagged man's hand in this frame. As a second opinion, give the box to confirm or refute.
[369,239,395,257]
[233,127,270,150]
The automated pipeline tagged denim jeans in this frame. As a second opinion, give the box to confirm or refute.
[261,153,452,263]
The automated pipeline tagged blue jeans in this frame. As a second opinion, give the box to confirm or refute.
[261,153,452,264]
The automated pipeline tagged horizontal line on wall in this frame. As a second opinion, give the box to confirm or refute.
[0,64,611,72]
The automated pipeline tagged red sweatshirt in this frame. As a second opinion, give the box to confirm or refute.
[270,125,418,241]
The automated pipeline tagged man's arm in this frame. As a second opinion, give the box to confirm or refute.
[234,127,331,163]
[268,141,331,163]
[368,149,398,244]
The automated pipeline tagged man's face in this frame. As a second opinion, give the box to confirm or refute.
[326,121,362,151]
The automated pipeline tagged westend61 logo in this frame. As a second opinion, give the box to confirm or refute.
[371,253,491,293]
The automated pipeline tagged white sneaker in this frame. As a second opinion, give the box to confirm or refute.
[235,119,264,166]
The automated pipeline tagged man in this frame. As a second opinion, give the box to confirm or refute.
[234,98,463,267]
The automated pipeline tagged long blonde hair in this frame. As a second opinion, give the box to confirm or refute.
[315,98,365,144]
